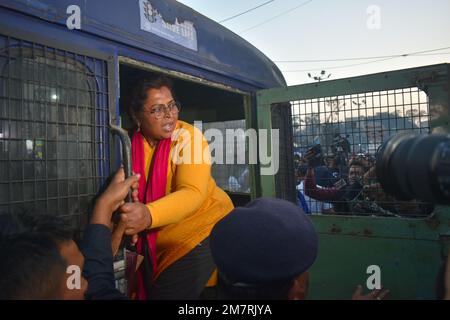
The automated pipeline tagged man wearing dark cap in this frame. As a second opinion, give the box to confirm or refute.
[209,197,318,300]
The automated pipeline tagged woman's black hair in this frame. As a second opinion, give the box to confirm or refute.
[128,74,174,121]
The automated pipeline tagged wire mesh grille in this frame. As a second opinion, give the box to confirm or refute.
[271,103,296,203]
[291,88,434,217]
[202,120,251,194]
[0,34,110,230]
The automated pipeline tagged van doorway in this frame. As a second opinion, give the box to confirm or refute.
[119,62,252,206]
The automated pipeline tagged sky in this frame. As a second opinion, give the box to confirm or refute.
[176,0,450,85]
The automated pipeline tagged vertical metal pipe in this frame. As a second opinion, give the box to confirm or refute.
[109,124,132,202]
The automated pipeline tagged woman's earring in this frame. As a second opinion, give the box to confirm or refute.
[137,122,141,132]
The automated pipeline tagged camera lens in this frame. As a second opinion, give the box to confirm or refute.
[376,134,450,203]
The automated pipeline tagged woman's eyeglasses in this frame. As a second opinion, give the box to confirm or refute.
[143,101,181,119]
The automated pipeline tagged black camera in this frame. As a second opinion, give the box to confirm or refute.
[305,144,324,168]
[376,133,450,204]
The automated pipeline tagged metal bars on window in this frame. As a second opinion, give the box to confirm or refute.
[291,88,430,155]
[0,34,110,229]
[291,88,433,217]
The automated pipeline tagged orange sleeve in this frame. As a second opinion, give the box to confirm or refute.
[146,126,211,228]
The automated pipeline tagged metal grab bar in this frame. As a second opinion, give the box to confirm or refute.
[109,124,133,203]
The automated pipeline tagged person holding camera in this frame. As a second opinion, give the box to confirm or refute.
[304,148,366,214]
[304,144,338,188]
[296,165,334,215]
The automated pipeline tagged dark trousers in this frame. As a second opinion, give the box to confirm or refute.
[149,237,216,300]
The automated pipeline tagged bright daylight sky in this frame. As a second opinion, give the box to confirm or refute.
[176,0,450,85]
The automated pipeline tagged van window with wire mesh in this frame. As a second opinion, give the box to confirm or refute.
[0,36,109,228]
[202,120,251,194]
[292,88,434,217]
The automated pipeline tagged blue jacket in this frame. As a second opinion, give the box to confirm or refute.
[81,224,127,300]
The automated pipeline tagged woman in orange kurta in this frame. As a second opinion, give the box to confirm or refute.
[120,75,234,300]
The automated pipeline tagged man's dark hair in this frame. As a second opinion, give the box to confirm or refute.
[0,237,66,299]
[0,211,75,244]
[349,160,365,170]
[0,212,75,299]
[129,74,174,119]
[17,212,76,245]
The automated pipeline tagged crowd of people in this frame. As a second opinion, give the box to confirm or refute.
[295,146,434,217]
[0,75,447,300]
[0,175,393,300]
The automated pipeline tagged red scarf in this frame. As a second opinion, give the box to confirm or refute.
[131,131,171,300]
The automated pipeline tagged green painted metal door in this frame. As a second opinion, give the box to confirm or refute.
[256,64,450,299]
